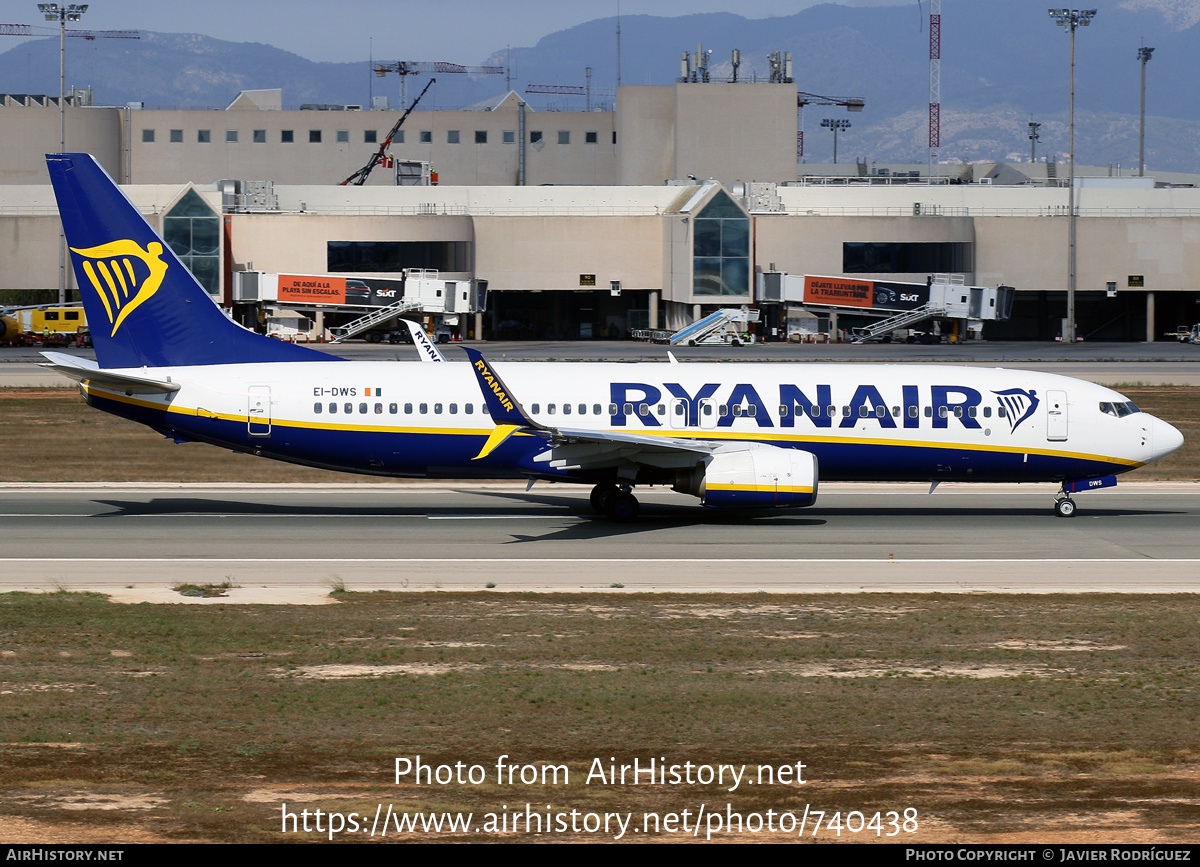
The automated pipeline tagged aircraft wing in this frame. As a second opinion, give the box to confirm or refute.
[39,351,181,394]
[462,346,714,469]
[529,426,714,472]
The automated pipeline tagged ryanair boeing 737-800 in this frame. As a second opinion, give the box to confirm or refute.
[39,154,1183,521]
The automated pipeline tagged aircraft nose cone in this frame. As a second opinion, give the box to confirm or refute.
[1151,415,1184,462]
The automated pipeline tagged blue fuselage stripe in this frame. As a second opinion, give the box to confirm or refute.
[90,393,1130,484]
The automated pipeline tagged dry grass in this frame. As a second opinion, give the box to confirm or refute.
[2,592,1200,843]
[0,389,367,483]
[1,386,1196,483]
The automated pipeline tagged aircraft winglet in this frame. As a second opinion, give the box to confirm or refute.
[462,347,536,427]
[462,346,545,459]
[402,318,446,362]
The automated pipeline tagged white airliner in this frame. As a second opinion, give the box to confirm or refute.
[40,153,1183,521]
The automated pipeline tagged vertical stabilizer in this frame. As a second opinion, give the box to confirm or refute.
[46,153,341,369]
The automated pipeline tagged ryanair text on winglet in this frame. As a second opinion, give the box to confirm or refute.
[474,359,516,413]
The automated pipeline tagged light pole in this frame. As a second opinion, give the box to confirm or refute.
[1138,45,1154,177]
[38,2,88,304]
[820,118,850,164]
[1048,7,1095,345]
[1027,120,1041,163]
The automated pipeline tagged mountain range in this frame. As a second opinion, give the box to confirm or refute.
[2,0,1198,172]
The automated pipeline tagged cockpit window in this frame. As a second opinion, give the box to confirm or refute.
[1100,401,1140,417]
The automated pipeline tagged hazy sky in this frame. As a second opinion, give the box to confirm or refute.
[0,0,904,64]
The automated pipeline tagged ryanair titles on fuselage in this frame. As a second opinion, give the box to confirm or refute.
[605,380,1037,433]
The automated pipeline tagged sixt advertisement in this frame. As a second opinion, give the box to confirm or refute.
[277,275,404,307]
[803,276,929,312]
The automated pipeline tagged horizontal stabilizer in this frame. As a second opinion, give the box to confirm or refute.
[39,351,180,394]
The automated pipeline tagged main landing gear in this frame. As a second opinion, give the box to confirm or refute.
[1053,490,1077,518]
[590,483,640,522]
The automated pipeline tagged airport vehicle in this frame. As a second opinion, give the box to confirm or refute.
[0,305,87,346]
[1167,324,1200,344]
[40,154,1183,520]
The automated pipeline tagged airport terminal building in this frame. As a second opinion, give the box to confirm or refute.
[2,81,1199,341]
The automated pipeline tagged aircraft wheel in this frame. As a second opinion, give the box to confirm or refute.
[1054,497,1077,518]
[590,484,617,514]
[605,491,640,522]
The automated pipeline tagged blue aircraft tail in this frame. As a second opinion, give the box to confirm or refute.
[46,153,340,369]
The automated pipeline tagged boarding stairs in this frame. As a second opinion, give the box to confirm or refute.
[329,297,433,343]
[669,307,759,346]
[849,302,945,344]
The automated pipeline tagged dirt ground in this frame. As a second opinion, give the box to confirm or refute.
[3,592,1200,843]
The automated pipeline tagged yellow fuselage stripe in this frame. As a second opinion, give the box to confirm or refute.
[82,384,1141,468]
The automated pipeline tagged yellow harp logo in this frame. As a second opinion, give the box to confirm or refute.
[70,240,168,337]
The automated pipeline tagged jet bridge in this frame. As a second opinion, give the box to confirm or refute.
[758,272,1014,343]
[232,269,487,342]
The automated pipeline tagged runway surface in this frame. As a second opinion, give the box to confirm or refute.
[2,482,1198,600]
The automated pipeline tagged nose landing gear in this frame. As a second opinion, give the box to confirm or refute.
[1053,491,1077,518]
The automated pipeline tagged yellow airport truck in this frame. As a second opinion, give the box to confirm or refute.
[0,306,89,347]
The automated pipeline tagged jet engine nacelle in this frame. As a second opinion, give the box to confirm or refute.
[0,315,17,342]
[675,443,819,509]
